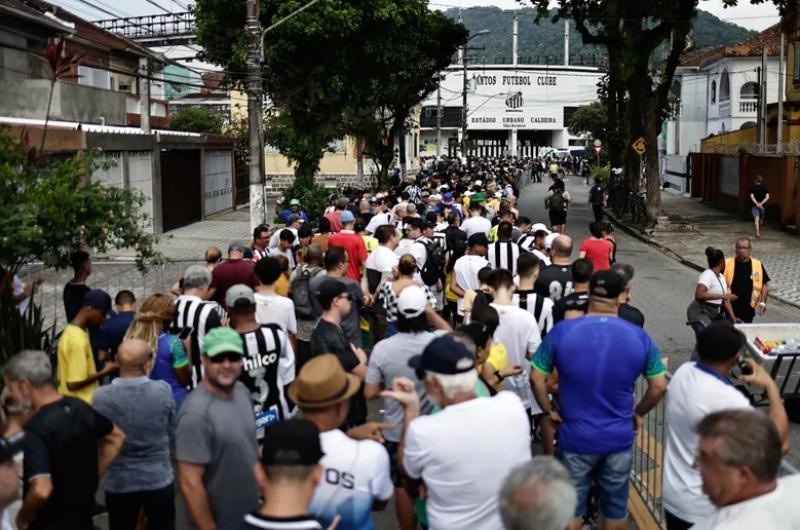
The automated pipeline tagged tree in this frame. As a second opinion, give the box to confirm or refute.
[193,0,466,190]
[0,128,160,275]
[169,106,223,134]
[568,101,607,140]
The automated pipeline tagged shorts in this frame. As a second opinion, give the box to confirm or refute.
[752,206,764,219]
[549,210,567,226]
[384,440,403,487]
[557,446,633,521]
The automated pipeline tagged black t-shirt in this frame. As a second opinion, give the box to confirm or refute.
[63,283,90,323]
[590,185,605,205]
[534,264,574,302]
[24,397,113,530]
[242,513,323,529]
[553,291,589,322]
[730,260,770,317]
[750,184,769,203]
[619,303,645,328]
[309,319,366,426]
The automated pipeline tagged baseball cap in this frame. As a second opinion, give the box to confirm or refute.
[289,198,301,206]
[474,179,483,187]
[261,419,324,466]
[408,335,475,375]
[83,289,111,313]
[228,241,245,253]
[397,285,428,318]
[403,217,423,230]
[472,192,486,203]
[287,214,301,224]
[225,284,255,309]
[340,210,355,223]
[315,278,348,307]
[494,191,503,198]
[590,270,625,299]
[442,192,454,204]
[468,232,489,247]
[531,223,551,235]
[202,327,244,358]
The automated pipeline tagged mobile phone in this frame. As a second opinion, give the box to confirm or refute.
[178,327,194,340]
[737,359,754,376]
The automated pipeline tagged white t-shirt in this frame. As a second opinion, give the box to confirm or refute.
[269,227,298,249]
[254,293,298,335]
[403,392,531,530]
[365,245,398,275]
[309,429,393,530]
[365,211,392,235]
[662,362,752,523]
[267,246,296,270]
[460,216,492,238]
[692,475,800,530]
[453,255,490,313]
[490,303,542,411]
[394,238,415,258]
[697,269,727,306]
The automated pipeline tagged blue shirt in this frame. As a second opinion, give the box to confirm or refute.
[532,316,666,454]
[101,311,136,360]
[278,209,308,223]
[92,377,175,493]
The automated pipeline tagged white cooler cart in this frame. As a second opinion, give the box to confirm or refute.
[735,323,800,399]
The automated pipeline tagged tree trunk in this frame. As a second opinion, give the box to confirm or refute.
[356,137,365,185]
[643,100,662,225]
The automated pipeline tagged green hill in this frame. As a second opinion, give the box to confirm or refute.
[444,7,756,65]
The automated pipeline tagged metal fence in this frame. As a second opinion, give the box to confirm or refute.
[631,374,800,529]
[18,260,202,334]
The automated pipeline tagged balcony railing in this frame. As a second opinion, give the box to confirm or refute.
[739,99,758,114]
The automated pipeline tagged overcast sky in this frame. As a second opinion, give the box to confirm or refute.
[62,0,780,32]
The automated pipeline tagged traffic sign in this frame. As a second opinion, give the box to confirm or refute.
[632,137,646,156]
[594,139,602,147]
[593,146,602,154]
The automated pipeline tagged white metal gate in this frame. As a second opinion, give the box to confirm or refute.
[203,149,233,216]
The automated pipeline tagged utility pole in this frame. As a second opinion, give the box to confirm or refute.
[139,57,150,133]
[436,81,442,158]
[778,33,785,153]
[461,47,468,159]
[563,18,569,66]
[760,46,768,149]
[246,0,265,230]
[756,66,762,150]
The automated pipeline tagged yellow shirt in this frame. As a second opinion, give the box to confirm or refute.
[57,324,97,403]
[477,342,510,392]
[275,274,290,297]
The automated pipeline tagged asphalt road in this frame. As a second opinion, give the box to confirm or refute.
[371,175,800,530]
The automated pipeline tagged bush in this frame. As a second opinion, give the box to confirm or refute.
[280,180,331,225]
[170,106,223,134]
[592,165,610,187]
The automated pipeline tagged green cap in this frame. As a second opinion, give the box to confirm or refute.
[202,327,244,358]
[471,192,485,203]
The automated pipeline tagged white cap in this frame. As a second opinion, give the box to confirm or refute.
[494,191,503,198]
[475,180,483,186]
[397,285,428,318]
[531,223,551,234]
[544,232,559,249]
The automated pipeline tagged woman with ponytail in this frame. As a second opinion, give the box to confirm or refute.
[125,293,191,406]
[686,247,737,337]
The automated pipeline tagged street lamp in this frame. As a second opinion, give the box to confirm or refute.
[462,29,490,159]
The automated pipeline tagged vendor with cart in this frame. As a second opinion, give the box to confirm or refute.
[724,237,770,323]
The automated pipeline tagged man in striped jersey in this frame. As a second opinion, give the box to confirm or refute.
[513,252,555,337]
[174,265,222,385]
[228,284,296,439]
[487,221,522,277]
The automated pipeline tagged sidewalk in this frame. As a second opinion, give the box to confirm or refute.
[610,190,800,309]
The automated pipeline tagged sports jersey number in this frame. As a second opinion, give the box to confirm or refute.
[548,281,574,301]
[325,469,355,489]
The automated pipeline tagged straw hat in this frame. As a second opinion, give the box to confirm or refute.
[287,354,360,409]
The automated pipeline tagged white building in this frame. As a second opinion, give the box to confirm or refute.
[419,64,603,157]
[662,25,780,190]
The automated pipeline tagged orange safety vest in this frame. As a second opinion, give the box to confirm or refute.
[723,257,764,309]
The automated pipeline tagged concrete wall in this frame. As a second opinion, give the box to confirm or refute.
[0,79,127,124]
[701,127,757,154]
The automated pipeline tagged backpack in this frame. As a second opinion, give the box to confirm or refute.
[549,190,566,212]
[418,239,445,286]
[290,266,322,320]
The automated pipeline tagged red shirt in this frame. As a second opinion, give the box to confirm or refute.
[210,259,257,307]
[329,230,367,281]
[579,238,613,272]
[324,211,343,233]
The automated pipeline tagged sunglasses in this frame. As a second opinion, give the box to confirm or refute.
[209,352,243,363]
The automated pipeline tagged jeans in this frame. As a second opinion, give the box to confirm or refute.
[557,447,633,521]
[106,483,175,530]
[665,510,694,530]
[592,204,604,222]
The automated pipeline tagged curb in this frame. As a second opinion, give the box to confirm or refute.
[604,209,800,312]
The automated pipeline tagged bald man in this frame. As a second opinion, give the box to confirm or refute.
[535,235,575,302]
[92,339,177,530]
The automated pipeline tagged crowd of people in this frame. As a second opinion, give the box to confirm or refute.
[0,154,797,530]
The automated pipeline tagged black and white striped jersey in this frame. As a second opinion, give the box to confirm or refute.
[517,234,536,252]
[512,290,555,336]
[487,241,522,276]
[239,324,296,436]
[173,295,222,386]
